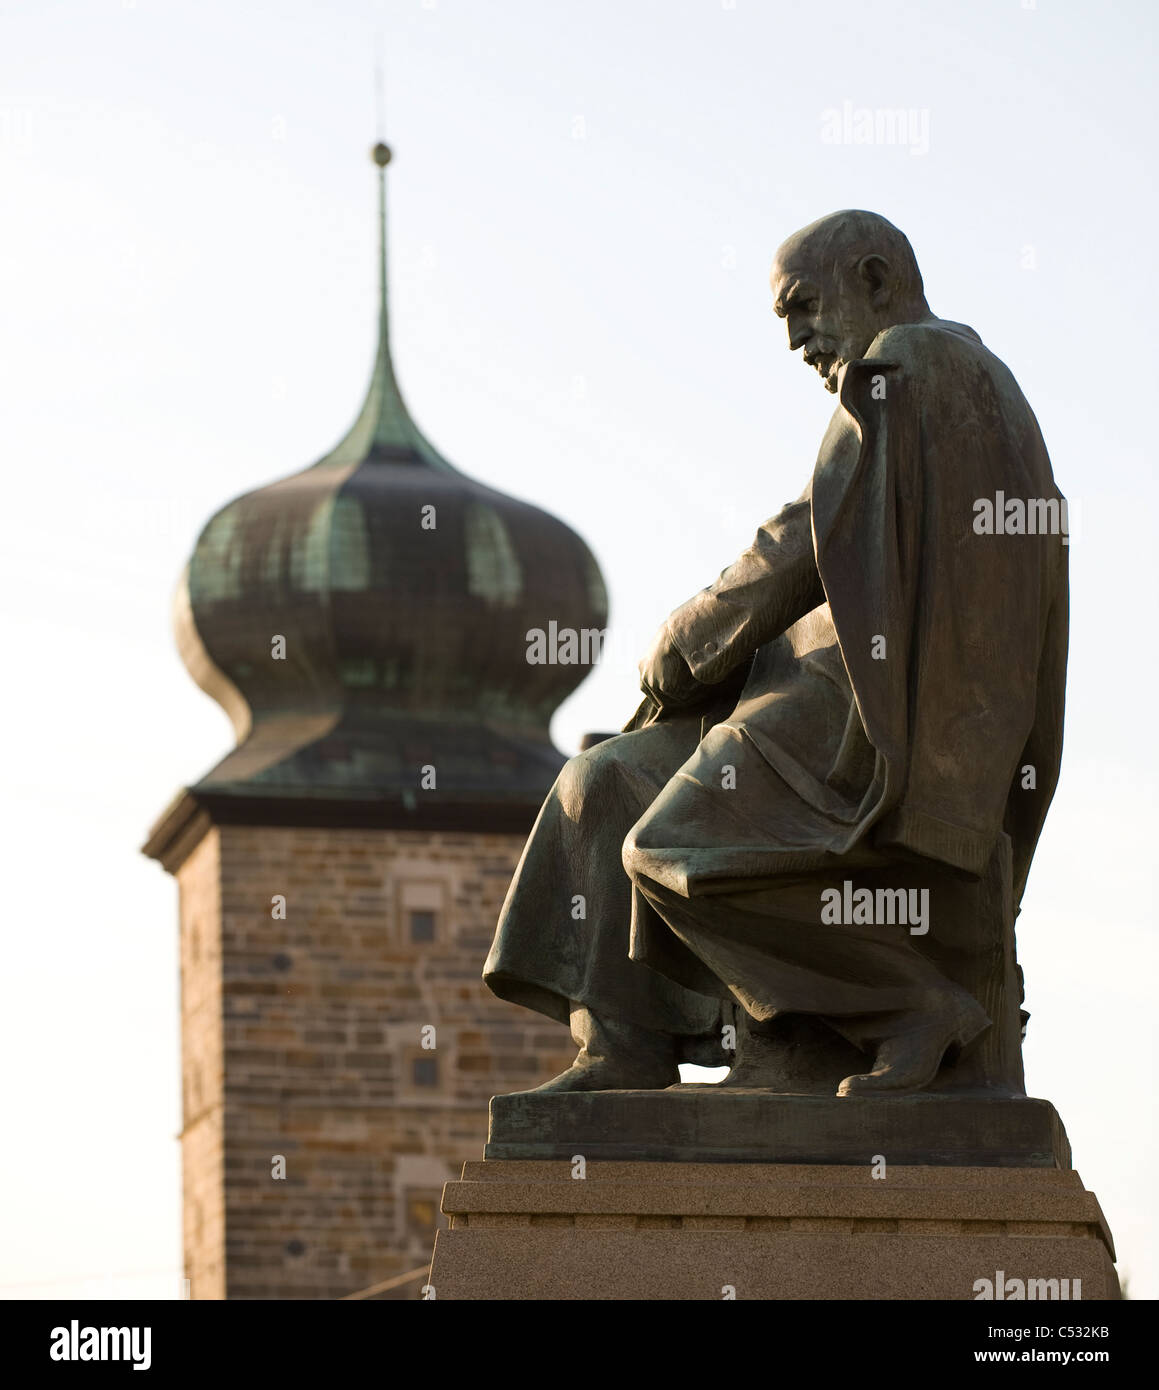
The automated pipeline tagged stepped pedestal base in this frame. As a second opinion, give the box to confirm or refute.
[427,1091,1117,1300]
[428,1159,1118,1300]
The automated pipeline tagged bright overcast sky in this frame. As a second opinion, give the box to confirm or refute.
[1,0,1155,1300]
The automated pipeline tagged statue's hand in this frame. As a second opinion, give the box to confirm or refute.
[638,622,704,710]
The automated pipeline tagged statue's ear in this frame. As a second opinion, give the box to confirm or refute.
[857,253,891,306]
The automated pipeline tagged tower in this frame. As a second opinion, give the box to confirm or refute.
[143,140,608,1299]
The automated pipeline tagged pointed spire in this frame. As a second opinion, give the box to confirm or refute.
[313,140,456,473]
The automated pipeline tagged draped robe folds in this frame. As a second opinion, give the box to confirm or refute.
[483,318,1069,1037]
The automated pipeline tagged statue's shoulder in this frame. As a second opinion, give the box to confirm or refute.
[838,319,1019,430]
[854,319,1023,409]
[877,320,1040,417]
[865,318,986,369]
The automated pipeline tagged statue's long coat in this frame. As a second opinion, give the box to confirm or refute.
[622,319,1068,984]
[484,318,1068,1032]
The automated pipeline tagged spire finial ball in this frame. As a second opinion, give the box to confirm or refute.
[371,141,392,167]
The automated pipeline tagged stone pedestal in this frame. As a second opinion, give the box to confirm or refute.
[427,1089,1119,1300]
[428,1159,1118,1300]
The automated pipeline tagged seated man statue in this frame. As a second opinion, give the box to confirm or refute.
[483,209,1069,1099]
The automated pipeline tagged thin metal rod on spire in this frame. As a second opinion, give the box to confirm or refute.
[309,50,453,470]
[371,32,391,353]
[373,144,390,348]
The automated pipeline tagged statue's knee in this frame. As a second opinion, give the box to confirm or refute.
[621,810,663,884]
[556,740,622,819]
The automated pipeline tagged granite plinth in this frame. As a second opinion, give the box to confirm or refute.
[485,1089,1071,1167]
[428,1160,1119,1300]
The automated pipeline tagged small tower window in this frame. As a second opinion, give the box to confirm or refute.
[395,878,447,945]
[409,910,436,943]
[412,1057,438,1087]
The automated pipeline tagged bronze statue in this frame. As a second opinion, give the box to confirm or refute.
[483,210,1068,1102]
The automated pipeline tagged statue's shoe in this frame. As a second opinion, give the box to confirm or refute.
[521,1057,679,1094]
[836,999,989,1097]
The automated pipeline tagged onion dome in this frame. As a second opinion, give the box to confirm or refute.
[171,141,608,828]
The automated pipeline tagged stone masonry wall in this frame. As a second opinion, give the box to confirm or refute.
[175,830,226,1300]
[175,823,574,1299]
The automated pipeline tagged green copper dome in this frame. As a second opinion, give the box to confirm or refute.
[172,144,608,823]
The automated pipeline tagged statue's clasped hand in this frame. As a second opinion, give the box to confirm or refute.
[638,621,704,711]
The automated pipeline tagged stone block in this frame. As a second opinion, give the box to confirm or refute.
[486,1088,1071,1167]
[428,1160,1119,1300]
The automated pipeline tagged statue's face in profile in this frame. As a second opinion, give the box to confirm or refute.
[770,256,884,395]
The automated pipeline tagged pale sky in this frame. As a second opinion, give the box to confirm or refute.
[1,0,1155,1300]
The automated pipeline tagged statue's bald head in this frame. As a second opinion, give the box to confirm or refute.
[770,210,931,392]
